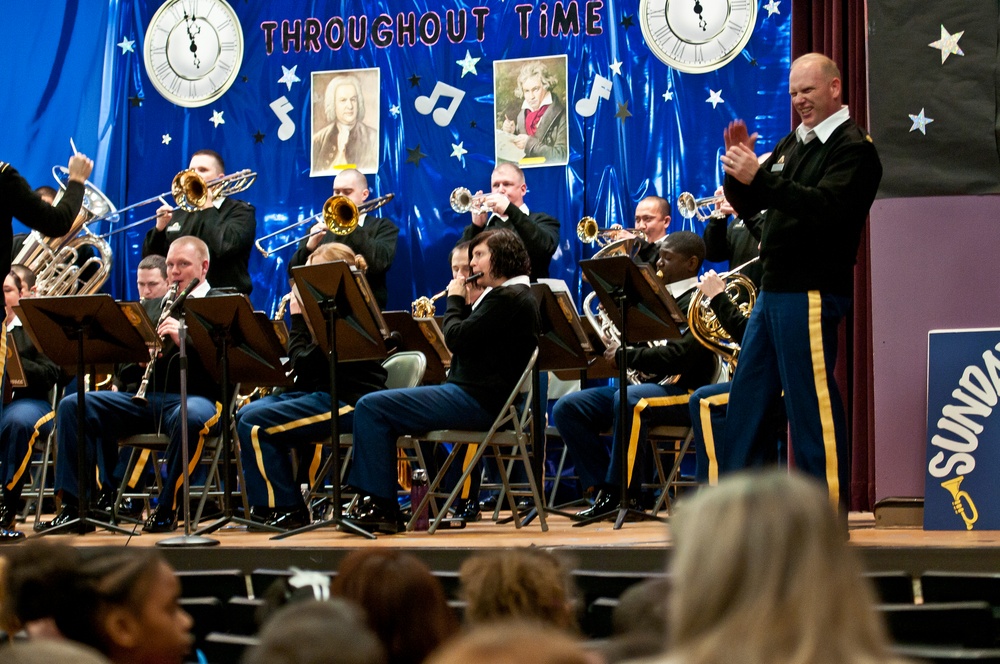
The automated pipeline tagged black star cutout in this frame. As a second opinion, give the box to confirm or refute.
[620,14,635,29]
[406,144,428,166]
[749,57,758,67]
[129,95,144,107]
[253,130,265,143]
[242,75,249,83]
[615,102,632,123]
[470,120,477,129]
[408,73,422,87]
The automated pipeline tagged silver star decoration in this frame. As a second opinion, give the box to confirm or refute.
[763,0,780,17]
[210,110,225,128]
[706,89,724,109]
[609,60,623,76]
[389,104,401,117]
[278,65,301,91]
[457,50,481,77]
[117,37,135,54]
[908,108,933,135]
[662,89,674,102]
[928,25,964,64]
[451,142,468,160]
[161,133,172,145]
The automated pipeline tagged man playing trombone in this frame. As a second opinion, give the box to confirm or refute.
[289,168,398,309]
[143,149,257,294]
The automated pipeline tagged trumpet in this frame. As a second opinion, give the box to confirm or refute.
[450,187,490,215]
[98,168,257,238]
[412,272,483,317]
[941,475,979,530]
[255,193,395,258]
[676,192,727,221]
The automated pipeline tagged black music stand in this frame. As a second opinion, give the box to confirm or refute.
[18,295,150,536]
[273,261,387,540]
[576,256,683,529]
[183,295,291,539]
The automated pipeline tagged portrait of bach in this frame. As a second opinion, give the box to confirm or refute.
[500,59,568,165]
[312,72,379,175]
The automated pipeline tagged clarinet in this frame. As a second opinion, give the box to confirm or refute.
[132,281,180,407]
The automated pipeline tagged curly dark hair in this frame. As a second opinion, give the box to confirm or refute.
[471,229,531,280]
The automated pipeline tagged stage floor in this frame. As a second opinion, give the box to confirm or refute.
[23,511,1000,576]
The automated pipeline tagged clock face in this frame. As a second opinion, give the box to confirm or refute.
[639,0,758,74]
[143,0,244,107]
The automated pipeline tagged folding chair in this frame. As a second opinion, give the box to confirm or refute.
[403,348,546,534]
[17,387,59,528]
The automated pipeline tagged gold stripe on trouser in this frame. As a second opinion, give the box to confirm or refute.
[251,404,354,509]
[700,392,730,486]
[397,451,412,492]
[127,450,153,489]
[807,291,839,508]
[307,444,323,488]
[0,331,8,383]
[627,394,692,489]
[5,410,55,491]
[168,401,223,511]
[460,444,479,499]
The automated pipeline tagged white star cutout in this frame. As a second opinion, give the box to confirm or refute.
[706,89,724,108]
[117,37,135,54]
[662,89,674,102]
[161,134,172,145]
[763,0,781,17]
[277,65,301,91]
[456,50,481,77]
[210,110,225,128]
[609,60,623,76]
[451,142,468,160]
[908,108,934,135]
[928,25,964,64]
[390,104,401,117]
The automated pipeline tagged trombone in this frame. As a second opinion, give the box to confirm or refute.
[255,193,395,258]
[97,168,257,238]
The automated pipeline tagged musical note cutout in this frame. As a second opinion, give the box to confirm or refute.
[269,96,295,141]
[575,74,613,118]
[415,82,466,127]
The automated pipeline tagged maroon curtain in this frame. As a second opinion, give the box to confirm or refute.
[791,0,875,510]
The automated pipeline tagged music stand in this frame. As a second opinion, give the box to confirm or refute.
[17,295,150,535]
[382,311,450,384]
[273,261,387,540]
[182,295,291,539]
[575,256,682,529]
[5,331,27,390]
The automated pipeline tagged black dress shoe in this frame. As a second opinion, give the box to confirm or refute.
[0,503,16,530]
[248,506,273,523]
[35,504,95,533]
[479,494,499,512]
[265,506,310,530]
[451,499,482,523]
[575,490,620,519]
[347,496,401,534]
[0,528,25,543]
[143,505,178,533]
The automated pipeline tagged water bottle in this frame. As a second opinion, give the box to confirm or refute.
[411,468,429,531]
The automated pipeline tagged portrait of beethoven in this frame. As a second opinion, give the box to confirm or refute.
[493,55,569,168]
[311,68,381,176]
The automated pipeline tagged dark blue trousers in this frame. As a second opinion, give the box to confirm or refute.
[722,290,850,505]
[688,382,732,484]
[552,383,693,493]
[55,391,221,510]
[347,384,494,502]
[236,391,354,509]
[1,398,54,499]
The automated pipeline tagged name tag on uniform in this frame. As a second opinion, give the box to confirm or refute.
[770,163,784,173]
[167,222,182,232]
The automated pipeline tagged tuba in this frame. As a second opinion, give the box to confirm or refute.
[687,257,758,373]
[15,166,115,295]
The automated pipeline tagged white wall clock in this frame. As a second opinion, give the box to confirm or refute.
[639,0,758,74]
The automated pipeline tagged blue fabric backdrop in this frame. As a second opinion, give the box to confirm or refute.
[2,1,790,315]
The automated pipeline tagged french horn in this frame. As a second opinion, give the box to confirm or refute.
[686,257,759,373]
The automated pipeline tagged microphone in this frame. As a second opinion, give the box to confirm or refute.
[163,277,201,319]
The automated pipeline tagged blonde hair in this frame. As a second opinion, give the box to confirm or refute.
[309,242,356,265]
[425,620,591,664]
[666,470,896,664]
[168,235,210,263]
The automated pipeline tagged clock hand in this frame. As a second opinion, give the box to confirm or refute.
[183,9,202,69]
[693,0,707,31]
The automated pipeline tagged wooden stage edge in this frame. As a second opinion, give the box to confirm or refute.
[22,511,1000,577]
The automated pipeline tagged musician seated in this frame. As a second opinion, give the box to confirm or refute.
[289,168,398,309]
[551,231,717,517]
[0,268,63,543]
[143,149,257,294]
[39,236,223,533]
[236,243,387,530]
[136,253,170,318]
[345,229,540,534]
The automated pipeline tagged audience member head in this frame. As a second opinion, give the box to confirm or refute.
[243,598,386,664]
[3,640,111,664]
[330,550,456,664]
[10,264,36,296]
[309,241,359,268]
[34,185,58,205]
[634,196,671,243]
[469,229,531,287]
[426,621,593,664]
[593,576,671,663]
[0,540,80,639]
[459,548,578,632]
[166,236,210,292]
[656,230,705,284]
[136,254,169,301]
[666,470,895,664]
[55,549,193,664]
